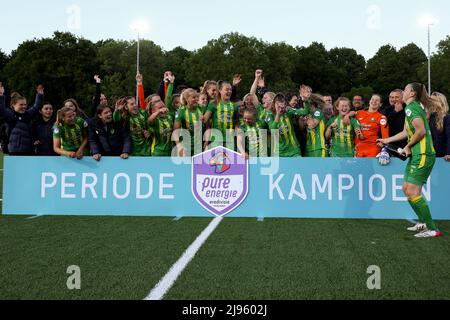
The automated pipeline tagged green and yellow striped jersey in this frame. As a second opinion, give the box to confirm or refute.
[306,109,326,156]
[270,106,310,157]
[326,115,360,157]
[206,101,239,145]
[405,100,435,158]
[113,109,151,157]
[175,106,204,155]
[238,119,269,157]
[53,117,88,153]
[151,113,174,157]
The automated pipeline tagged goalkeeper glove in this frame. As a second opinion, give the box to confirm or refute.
[376,147,390,166]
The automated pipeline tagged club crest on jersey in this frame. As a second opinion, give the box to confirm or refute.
[192,147,248,217]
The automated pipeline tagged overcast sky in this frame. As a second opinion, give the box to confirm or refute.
[0,0,448,59]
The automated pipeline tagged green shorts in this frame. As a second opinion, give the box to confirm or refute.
[305,149,327,158]
[404,154,436,186]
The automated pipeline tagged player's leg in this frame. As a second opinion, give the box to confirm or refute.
[403,155,440,237]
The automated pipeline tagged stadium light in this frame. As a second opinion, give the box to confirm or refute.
[130,19,150,103]
[419,15,439,94]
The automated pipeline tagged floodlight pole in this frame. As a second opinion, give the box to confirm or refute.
[427,24,432,94]
[136,31,140,104]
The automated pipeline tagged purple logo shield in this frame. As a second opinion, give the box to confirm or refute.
[192,147,248,217]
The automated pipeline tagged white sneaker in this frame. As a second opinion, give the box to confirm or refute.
[414,230,442,238]
[407,223,427,232]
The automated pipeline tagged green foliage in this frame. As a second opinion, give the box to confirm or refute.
[1,31,447,116]
[97,38,166,104]
[164,47,193,87]
[418,36,450,94]
[364,43,427,98]
[3,32,99,115]
[185,33,270,92]
[0,50,9,77]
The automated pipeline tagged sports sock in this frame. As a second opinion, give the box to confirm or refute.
[409,195,437,231]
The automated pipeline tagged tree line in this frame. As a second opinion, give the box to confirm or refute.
[0,31,449,117]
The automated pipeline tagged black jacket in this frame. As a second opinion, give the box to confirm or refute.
[0,94,43,155]
[383,105,407,148]
[429,113,450,157]
[87,117,131,156]
[32,116,57,156]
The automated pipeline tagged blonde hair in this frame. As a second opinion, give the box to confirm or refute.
[264,92,276,100]
[56,106,74,125]
[180,88,197,106]
[430,92,449,132]
[334,97,351,114]
[243,93,258,108]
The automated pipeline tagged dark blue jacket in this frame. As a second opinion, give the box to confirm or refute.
[429,113,450,157]
[32,116,57,156]
[87,117,131,156]
[0,94,43,155]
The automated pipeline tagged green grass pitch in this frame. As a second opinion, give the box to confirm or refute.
[1,153,450,300]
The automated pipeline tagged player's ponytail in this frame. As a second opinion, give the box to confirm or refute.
[408,82,440,114]
[180,88,197,107]
[56,106,72,126]
[309,94,325,109]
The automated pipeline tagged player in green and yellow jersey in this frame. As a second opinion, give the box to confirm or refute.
[325,97,363,157]
[174,89,204,157]
[113,96,151,157]
[270,94,311,157]
[305,94,327,157]
[236,106,270,158]
[53,106,89,159]
[148,81,177,157]
[203,81,239,150]
[378,83,441,238]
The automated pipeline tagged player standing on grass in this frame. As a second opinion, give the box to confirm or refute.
[377,83,441,238]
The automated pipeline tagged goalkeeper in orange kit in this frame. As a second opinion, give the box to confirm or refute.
[348,94,390,158]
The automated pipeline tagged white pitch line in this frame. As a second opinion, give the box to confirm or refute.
[27,215,44,220]
[145,216,223,300]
